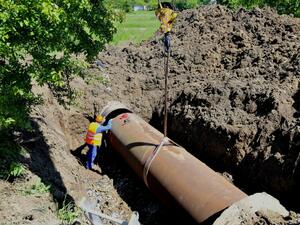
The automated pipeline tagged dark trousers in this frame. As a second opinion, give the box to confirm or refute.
[86,144,99,169]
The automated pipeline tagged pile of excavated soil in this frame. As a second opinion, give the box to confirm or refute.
[2,5,300,225]
[98,5,300,209]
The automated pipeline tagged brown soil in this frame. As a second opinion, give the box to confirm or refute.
[99,5,300,210]
[1,5,300,225]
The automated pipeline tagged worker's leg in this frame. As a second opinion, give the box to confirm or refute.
[86,144,97,169]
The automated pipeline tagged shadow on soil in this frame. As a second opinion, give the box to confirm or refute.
[19,120,75,208]
[96,138,183,225]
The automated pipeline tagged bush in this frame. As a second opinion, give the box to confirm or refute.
[174,0,200,10]
[0,130,23,180]
[217,0,300,17]
[104,0,135,12]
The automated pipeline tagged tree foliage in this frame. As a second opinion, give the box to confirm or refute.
[104,0,209,11]
[173,0,209,10]
[0,0,117,131]
[104,0,300,16]
[217,0,300,17]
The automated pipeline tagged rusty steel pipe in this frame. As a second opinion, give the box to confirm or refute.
[101,102,247,224]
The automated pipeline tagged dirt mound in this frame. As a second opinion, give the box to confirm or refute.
[98,5,300,210]
[168,6,300,204]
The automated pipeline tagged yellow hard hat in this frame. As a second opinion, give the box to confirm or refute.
[96,115,104,123]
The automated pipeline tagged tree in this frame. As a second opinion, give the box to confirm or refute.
[172,0,210,10]
[217,0,300,17]
[104,0,135,12]
[266,0,300,17]
[0,0,117,132]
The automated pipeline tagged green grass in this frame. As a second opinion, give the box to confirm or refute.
[57,201,79,224]
[21,178,51,196]
[112,11,159,45]
[8,162,25,179]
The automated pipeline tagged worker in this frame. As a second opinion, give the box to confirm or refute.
[155,2,178,53]
[85,115,112,170]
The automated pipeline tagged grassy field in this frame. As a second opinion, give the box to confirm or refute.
[112,11,159,45]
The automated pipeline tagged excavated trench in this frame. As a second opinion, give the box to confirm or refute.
[26,5,300,225]
[93,6,300,219]
[24,90,300,225]
[91,101,300,224]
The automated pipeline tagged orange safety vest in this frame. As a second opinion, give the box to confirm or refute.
[85,122,103,146]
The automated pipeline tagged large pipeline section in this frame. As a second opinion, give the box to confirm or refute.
[101,102,248,224]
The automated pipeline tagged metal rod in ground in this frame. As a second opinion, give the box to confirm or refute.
[164,51,170,137]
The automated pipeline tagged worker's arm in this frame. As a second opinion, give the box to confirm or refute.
[96,119,112,133]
